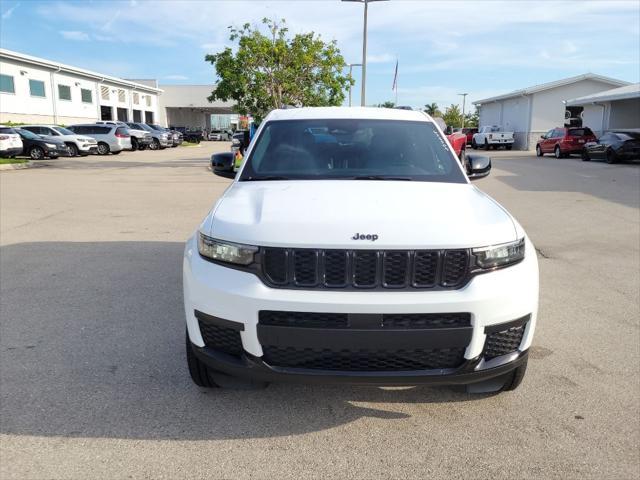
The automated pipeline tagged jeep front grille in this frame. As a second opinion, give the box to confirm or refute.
[260,248,470,290]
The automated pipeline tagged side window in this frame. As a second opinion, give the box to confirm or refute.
[46,128,58,136]
[58,84,72,101]
[29,79,46,97]
[81,88,92,103]
[545,129,554,138]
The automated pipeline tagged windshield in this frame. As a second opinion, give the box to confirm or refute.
[53,126,74,135]
[136,124,154,132]
[16,129,40,140]
[238,119,466,183]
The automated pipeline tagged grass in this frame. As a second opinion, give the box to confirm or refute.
[0,158,28,164]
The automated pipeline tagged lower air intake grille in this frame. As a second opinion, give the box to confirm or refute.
[484,324,526,359]
[198,320,243,357]
[262,346,466,371]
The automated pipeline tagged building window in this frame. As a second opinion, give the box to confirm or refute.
[133,109,142,122]
[29,79,46,97]
[101,105,113,121]
[145,95,151,107]
[0,74,15,93]
[118,89,125,103]
[144,111,154,123]
[133,92,139,105]
[117,107,128,122]
[58,84,71,101]
[81,88,93,103]
[101,85,109,100]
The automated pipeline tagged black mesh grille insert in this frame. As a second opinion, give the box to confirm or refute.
[198,320,243,357]
[259,311,349,328]
[353,251,378,287]
[261,248,470,290]
[484,324,526,359]
[383,313,471,329]
[442,250,469,286]
[262,346,466,371]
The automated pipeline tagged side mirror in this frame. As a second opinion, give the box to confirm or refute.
[540,135,546,139]
[214,169,236,179]
[466,154,491,180]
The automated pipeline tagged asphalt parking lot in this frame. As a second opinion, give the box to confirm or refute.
[1,143,639,479]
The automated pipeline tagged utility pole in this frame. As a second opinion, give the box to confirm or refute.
[347,63,362,107]
[342,0,388,106]
[458,92,468,128]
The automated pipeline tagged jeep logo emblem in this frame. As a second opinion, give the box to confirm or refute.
[352,233,378,242]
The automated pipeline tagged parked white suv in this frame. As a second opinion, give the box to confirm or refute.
[0,126,23,157]
[184,107,539,393]
[21,125,98,156]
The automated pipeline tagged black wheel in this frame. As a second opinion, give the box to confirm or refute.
[66,143,79,157]
[186,330,220,388]
[581,149,590,161]
[149,138,160,150]
[554,145,562,159]
[605,149,617,164]
[97,142,110,155]
[111,151,121,155]
[471,139,477,150]
[536,145,543,157]
[131,137,138,151]
[138,144,147,151]
[29,146,44,160]
[500,359,528,391]
[185,329,268,389]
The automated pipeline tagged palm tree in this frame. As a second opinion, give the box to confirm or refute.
[423,102,441,117]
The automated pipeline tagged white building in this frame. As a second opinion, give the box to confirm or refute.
[473,74,629,150]
[565,83,640,135]
[0,49,162,125]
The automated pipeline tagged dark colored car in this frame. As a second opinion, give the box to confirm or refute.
[210,151,235,176]
[15,128,69,160]
[536,127,597,158]
[170,126,202,143]
[582,131,640,164]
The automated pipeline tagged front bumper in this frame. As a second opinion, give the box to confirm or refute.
[184,235,539,384]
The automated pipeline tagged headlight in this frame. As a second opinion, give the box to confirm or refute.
[198,233,257,265]
[473,238,525,269]
[45,143,57,148]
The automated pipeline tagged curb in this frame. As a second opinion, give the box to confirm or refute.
[0,161,34,171]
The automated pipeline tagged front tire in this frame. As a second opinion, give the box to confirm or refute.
[29,146,44,160]
[131,137,138,151]
[111,151,121,155]
[605,149,617,164]
[97,142,110,155]
[536,145,543,157]
[186,331,220,388]
[500,359,528,391]
[581,149,590,161]
[66,143,79,157]
[149,138,160,150]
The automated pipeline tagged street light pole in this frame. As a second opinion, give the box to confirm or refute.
[342,0,387,106]
[347,63,362,107]
[458,92,468,128]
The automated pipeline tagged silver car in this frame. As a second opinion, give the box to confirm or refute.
[67,124,132,155]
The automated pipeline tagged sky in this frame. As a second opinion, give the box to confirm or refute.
[1,0,639,111]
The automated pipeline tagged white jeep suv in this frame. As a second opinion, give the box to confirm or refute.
[183,107,539,393]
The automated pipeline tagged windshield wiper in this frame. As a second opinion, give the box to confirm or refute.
[244,175,290,181]
[351,175,413,181]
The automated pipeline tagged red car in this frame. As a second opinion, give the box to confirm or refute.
[536,127,596,158]
[455,127,478,145]
[446,131,468,163]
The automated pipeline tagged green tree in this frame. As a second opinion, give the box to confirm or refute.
[205,18,352,122]
[377,101,396,108]
[442,104,463,128]
[464,108,479,128]
[423,102,441,117]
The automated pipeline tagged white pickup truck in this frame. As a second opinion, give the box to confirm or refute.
[472,126,514,150]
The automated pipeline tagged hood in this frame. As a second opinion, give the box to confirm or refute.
[40,135,65,145]
[204,181,517,249]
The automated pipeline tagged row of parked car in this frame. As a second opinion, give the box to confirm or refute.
[0,121,184,160]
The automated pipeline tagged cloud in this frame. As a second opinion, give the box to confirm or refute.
[367,53,394,64]
[1,2,19,20]
[60,30,90,41]
[164,74,188,80]
[101,10,121,31]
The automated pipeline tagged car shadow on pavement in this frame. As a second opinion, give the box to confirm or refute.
[1,242,494,441]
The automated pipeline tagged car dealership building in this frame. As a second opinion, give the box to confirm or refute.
[473,74,629,150]
[0,49,234,130]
